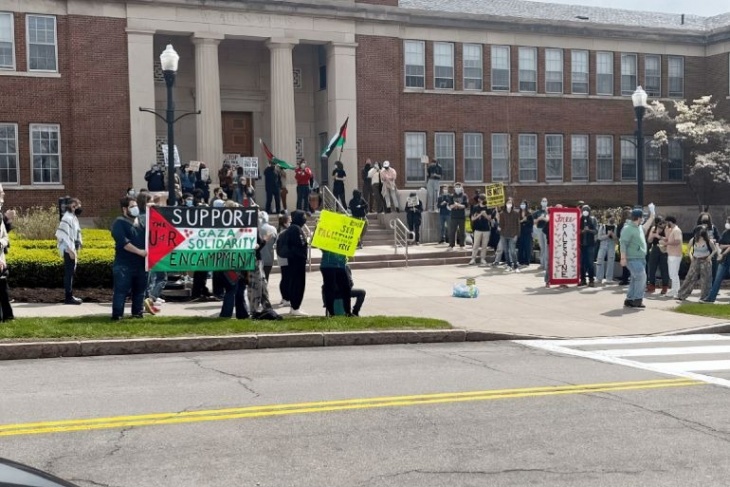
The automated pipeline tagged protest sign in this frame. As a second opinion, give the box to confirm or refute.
[547,207,581,286]
[238,157,259,179]
[188,160,202,172]
[161,144,181,167]
[146,206,259,272]
[311,210,366,257]
[485,183,505,208]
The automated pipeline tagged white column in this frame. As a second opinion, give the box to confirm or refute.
[267,38,298,209]
[127,29,157,191]
[327,42,359,199]
[192,34,224,179]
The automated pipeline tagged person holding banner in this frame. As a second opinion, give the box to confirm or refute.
[111,197,148,321]
[405,192,423,245]
[320,250,352,317]
[619,209,648,308]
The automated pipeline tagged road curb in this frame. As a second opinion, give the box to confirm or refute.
[655,321,730,336]
[0,329,549,361]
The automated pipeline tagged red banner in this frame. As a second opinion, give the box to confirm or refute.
[548,207,581,286]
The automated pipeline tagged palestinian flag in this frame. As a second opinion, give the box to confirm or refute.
[322,117,348,158]
[260,139,295,170]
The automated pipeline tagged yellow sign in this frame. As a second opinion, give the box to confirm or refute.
[311,210,366,257]
[485,183,505,208]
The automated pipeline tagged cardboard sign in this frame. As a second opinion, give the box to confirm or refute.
[485,183,505,208]
[161,144,181,167]
[223,154,240,163]
[188,160,202,172]
[547,207,581,286]
[311,210,366,257]
[421,155,429,164]
[200,168,210,182]
[238,157,259,179]
[146,206,259,272]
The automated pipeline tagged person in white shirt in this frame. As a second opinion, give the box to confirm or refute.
[56,198,83,305]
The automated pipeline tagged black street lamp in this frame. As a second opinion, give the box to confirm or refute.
[631,86,648,208]
[140,43,199,206]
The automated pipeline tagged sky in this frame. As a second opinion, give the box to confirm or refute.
[528,0,729,17]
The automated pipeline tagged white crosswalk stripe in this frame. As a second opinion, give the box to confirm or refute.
[515,334,730,389]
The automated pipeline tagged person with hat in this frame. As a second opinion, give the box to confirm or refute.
[619,208,648,308]
[380,161,400,213]
[579,204,598,287]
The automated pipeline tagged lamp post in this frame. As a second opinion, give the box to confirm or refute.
[632,86,648,208]
[140,44,199,206]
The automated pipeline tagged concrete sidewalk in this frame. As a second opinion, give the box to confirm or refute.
[13,256,727,339]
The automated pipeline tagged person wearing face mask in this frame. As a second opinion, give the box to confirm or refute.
[295,159,313,213]
[696,211,721,281]
[494,198,520,271]
[619,209,648,308]
[111,197,148,320]
[662,216,683,299]
[283,210,310,316]
[578,205,598,287]
[426,158,442,212]
[56,197,83,305]
[645,216,669,295]
[469,193,491,265]
[380,161,400,213]
[533,198,549,270]
[596,216,617,285]
[437,185,451,244]
[368,161,384,214]
[446,183,469,251]
[331,161,348,209]
[517,200,534,267]
[677,225,717,302]
[702,216,730,303]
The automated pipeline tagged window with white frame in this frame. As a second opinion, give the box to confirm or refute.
[571,135,589,182]
[491,133,510,182]
[620,137,636,181]
[596,135,613,181]
[545,48,563,93]
[31,124,61,184]
[463,133,483,182]
[434,42,454,89]
[435,132,455,181]
[645,141,661,182]
[518,47,537,92]
[620,53,637,95]
[571,50,588,94]
[405,132,426,183]
[668,56,684,97]
[404,40,425,88]
[0,13,14,69]
[518,134,538,182]
[463,44,483,90]
[0,124,18,184]
[644,55,661,97]
[27,15,57,72]
[597,51,613,95]
[668,139,683,181]
[545,134,563,181]
[491,46,510,91]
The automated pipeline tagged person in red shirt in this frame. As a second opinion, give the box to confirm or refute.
[294,159,313,214]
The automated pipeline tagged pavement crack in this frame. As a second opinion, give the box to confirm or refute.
[69,479,120,487]
[413,348,507,374]
[186,357,260,398]
[108,427,132,457]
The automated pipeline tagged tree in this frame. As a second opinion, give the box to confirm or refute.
[647,95,730,208]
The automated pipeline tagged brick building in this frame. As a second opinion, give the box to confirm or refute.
[0,0,729,215]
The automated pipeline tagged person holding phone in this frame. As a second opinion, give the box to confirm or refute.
[596,217,617,285]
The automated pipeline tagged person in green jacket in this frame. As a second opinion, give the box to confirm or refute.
[619,209,648,308]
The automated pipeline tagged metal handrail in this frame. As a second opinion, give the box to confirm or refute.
[321,184,348,214]
[302,223,313,273]
[389,217,415,266]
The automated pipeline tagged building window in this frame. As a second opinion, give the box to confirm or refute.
[518,134,537,182]
[620,137,636,181]
[491,46,510,91]
[668,56,684,98]
[317,46,327,91]
[545,48,563,94]
[31,124,61,184]
[463,44,482,90]
[491,133,510,182]
[620,53,637,96]
[544,134,563,182]
[571,50,588,94]
[644,55,661,97]
[27,15,57,72]
[645,141,661,182]
[435,132,455,181]
[596,51,613,95]
[518,47,537,92]
[434,42,454,89]
[405,132,426,183]
[668,139,683,181]
[571,135,589,182]
[596,135,613,182]
[0,13,14,69]
[404,40,425,88]
[0,124,18,184]
[464,133,483,182]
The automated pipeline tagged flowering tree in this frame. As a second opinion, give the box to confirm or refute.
[647,96,730,208]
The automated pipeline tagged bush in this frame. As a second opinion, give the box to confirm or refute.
[13,206,59,240]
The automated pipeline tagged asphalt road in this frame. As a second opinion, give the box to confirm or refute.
[2,343,730,487]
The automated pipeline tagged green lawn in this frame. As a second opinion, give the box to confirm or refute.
[674,303,730,319]
[0,315,451,341]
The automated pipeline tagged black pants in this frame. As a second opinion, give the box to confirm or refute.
[63,252,76,298]
[362,181,372,210]
[220,276,248,319]
[372,183,385,213]
[296,185,310,212]
[265,188,281,214]
[647,246,669,286]
[321,267,352,316]
[191,271,210,298]
[279,265,291,301]
[288,258,307,310]
[212,271,225,298]
[0,277,13,321]
[448,218,465,247]
[407,213,421,243]
[333,182,347,209]
[264,265,272,282]
[351,288,366,316]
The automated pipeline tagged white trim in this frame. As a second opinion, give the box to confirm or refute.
[433,41,454,90]
[644,53,661,97]
[491,133,510,183]
[667,55,684,98]
[517,46,537,93]
[434,131,455,183]
[0,12,15,71]
[570,49,589,95]
[490,45,510,92]
[26,14,58,73]
[0,70,60,78]
[620,52,638,96]
[4,184,64,190]
[402,88,638,101]
[403,39,425,89]
[0,123,18,185]
[570,134,589,182]
[29,123,62,185]
[545,48,563,94]
[595,134,614,182]
[544,133,563,182]
[462,43,482,91]
[596,51,614,95]
[463,132,483,183]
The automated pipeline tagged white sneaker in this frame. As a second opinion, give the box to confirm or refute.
[480,260,487,266]
[279,300,291,308]
[468,259,476,265]
[154,298,165,305]
[446,247,454,252]
[514,267,521,273]
[290,308,309,317]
